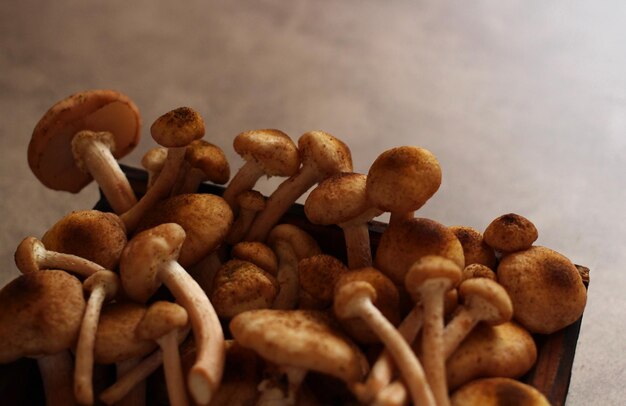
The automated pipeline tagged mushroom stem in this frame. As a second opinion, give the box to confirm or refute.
[99,350,164,405]
[271,240,300,310]
[116,358,146,406]
[178,166,207,194]
[222,161,265,211]
[340,223,373,269]
[37,351,77,406]
[372,381,407,406]
[158,332,189,406]
[442,308,478,358]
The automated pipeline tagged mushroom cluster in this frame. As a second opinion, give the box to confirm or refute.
[1,89,588,405]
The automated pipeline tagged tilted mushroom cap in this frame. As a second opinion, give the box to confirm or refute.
[135,193,233,268]
[449,226,497,269]
[461,264,497,282]
[41,210,127,270]
[230,309,368,384]
[231,241,278,276]
[375,218,465,285]
[150,107,205,148]
[458,278,513,324]
[28,89,141,193]
[497,246,587,334]
[450,378,550,406]
[298,130,353,176]
[186,139,231,185]
[136,301,189,341]
[483,213,538,253]
[0,270,86,363]
[94,302,157,365]
[233,129,300,176]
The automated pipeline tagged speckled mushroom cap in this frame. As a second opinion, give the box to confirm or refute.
[136,301,189,341]
[298,130,353,176]
[94,302,157,364]
[298,254,349,304]
[231,241,278,276]
[233,129,300,176]
[461,264,497,282]
[497,246,587,334]
[28,89,141,193]
[0,270,86,363]
[483,213,538,253]
[41,210,127,271]
[449,226,497,269]
[229,309,368,384]
[457,278,513,324]
[135,193,233,268]
[186,139,231,185]
[374,218,465,285]
[150,107,205,148]
[366,146,441,215]
[450,377,550,406]
[404,255,462,302]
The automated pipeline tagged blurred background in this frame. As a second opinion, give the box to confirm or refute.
[1,1,625,404]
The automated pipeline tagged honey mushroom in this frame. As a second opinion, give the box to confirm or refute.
[245,130,353,242]
[74,270,120,405]
[0,270,86,406]
[483,213,538,254]
[221,129,300,213]
[461,263,497,281]
[119,223,224,405]
[171,139,230,195]
[230,309,369,405]
[141,146,168,189]
[225,190,266,244]
[449,225,497,269]
[230,241,278,277]
[297,254,348,309]
[28,89,141,214]
[135,301,191,406]
[450,377,550,406]
[304,172,383,269]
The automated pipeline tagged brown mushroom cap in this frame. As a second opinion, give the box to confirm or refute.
[230,309,368,384]
[28,89,141,193]
[461,264,497,281]
[0,270,86,363]
[298,254,349,305]
[457,278,513,325]
[185,139,231,185]
[497,246,587,334]
[233,129,300,176]
[136,301,189,341]
[41,210,127,270]
[449,226,497,269]
[150,107,205,148]
[231,241,278,276]
[450,377,550,406]
[404,255,462,303]
[483,213,538,253]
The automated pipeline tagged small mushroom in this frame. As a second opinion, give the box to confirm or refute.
[172,139,230,195]
[366,146,442,225]
[450,377,550,406]
[231,241,278,276]
[297,254,348,309]
[245,130,353,242]
[136,301,191,406]
[305,172,383,269]
[225,190,266,245]
[141,146,168,189]
[461,263,497,282]
[28,89,141,214]
[230,309,368,405]
[483,213,538,253]
[119,223,225,405]
[449,225,497,269]
[404,255,462,406]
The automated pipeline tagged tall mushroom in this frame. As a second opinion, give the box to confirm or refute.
[245,130,353,242]
[119,223,225,405]
[28,89,141,214]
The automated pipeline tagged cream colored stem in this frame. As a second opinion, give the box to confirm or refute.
[158,332,189,406]
[421,288,450,406]
[179,167,207,194]
[39,251,105,277]
[160,260,224,405]
[372,381,408,406]
[340,223,372,269]
[271,241,300,310]
[283,366,307,405]
[116,358,145,406]
[222,161,265,211]
[37,351,77,406]
[99,350,164,405]
[170,160,192,196]
[442,307,478,358]
[74,286,107,405]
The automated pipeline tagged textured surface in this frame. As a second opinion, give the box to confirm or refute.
[1,1,625,404]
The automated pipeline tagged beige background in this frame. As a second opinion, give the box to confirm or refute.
[1,1,625,404]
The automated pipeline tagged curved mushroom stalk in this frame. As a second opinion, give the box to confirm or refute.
[99,350,164,405]
[38,351,78,406]
[120,223,225,405]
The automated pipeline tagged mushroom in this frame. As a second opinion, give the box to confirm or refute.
[74,270,120,405]
[210,259,279,318]
[119,223,225,405]
[483,213,538,254]
[136,301,191,406]
[0,270,86,406]
[334,280,435,406]
[245,130,353,242]
[225,190,266,244]
[229,309,369,405]
[172,139,230,195]
[14,236,106,277]
[41,209,127,271]
[366,146,442,225]
[297,254,349,309]
[28,89,141,214]
[230,241,278,276]
[446,322,537,390]
[404,255,462,406]
[461,263,497,282]
[304,172,383,269]
[497,246,587,334]
[222,129,300,213]
[451,377,550,406]
[449,225,497,269]
[141,146,168,189]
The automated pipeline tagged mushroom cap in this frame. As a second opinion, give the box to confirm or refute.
[446,322,537,390]
[458,278,513,325]
[141,146,168,172]
[404,255,462,301]
[135,194,233,268]
[231,241,278,276]
[267,224,322,260]
[120,223,186,303]
[237,190,266,212]
[186,139,231,185]
[136,301,189,341]
[461,264,497,282]
[233,129,300,176]
[333,280,378,319]
[298,254,349,304]
[211,259,279,318]
[366,146,441,214]
[94,302,158,364]
[497,246,587,334]
[298,131,353,176]
[28,89,141,193]
[230,309,368,384]
[374,218,465,285]
[150,107,205,148]
[449,226,497,269]
[41,210,127,270]
[14,236,46,274]
[0,270,86,363]
[83,270,120,300]
[483,213,538,253]
[450,377,550,406]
